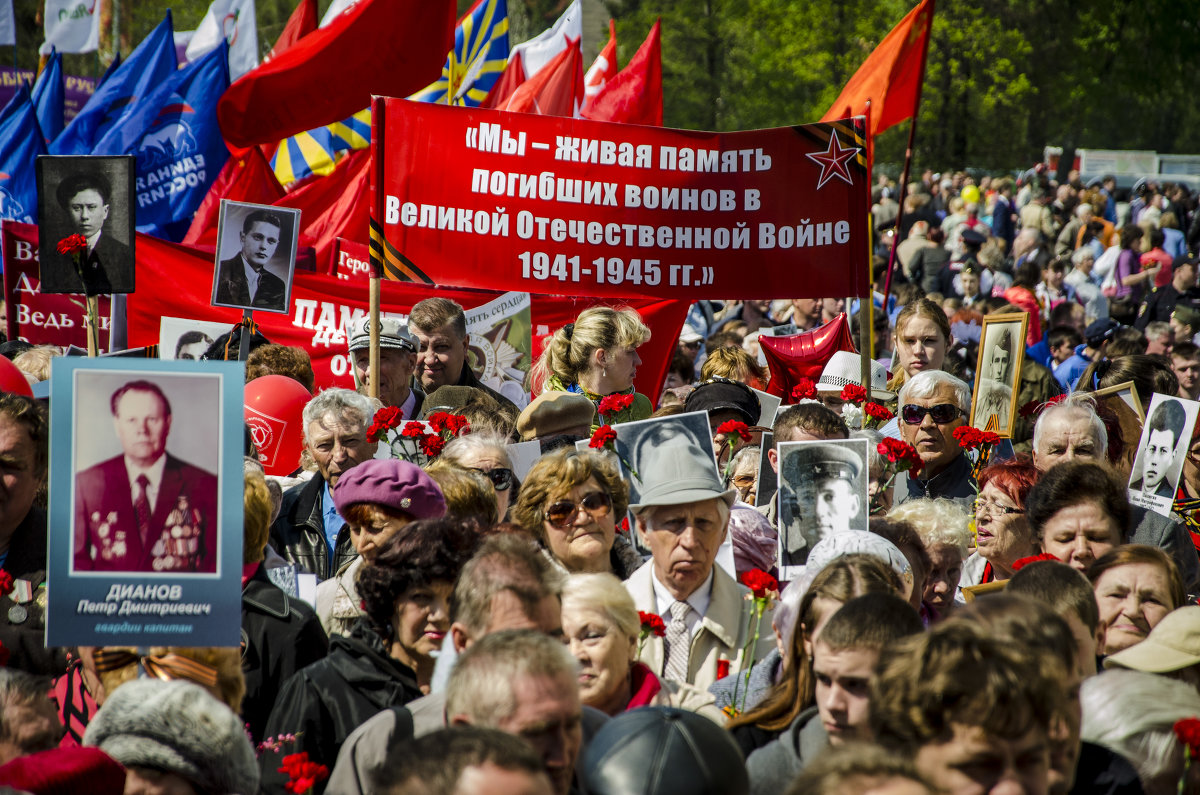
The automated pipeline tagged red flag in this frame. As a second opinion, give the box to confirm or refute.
[218,0,454,147]
[266,0,318,61]
[483,50,526,109]
[760,315,858,398]
[276,148,371,270]
[182,147,285,246]
[500,40,582,117]
[819,0,934,136]
[582,20,617,112]
[580,20,662,126]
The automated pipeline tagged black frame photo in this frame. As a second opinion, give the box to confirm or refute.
[210,200,301,314]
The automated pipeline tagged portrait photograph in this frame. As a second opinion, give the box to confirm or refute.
[36,155,136,295]
[1127,393,1200,515]
[969,312,1029,437]
[755,431,777,511]
[159,316,231,360]
[777,437,869,575]
[211,200,300,314]
[46,358,247,648]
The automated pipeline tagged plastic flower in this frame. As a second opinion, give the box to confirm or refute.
[840,384,867,404]
[790,379,817,402]
[56,234,88,256]
[715,420,752,442]
[589,425,618,449]
[597,393,635,417]
[740,568,778,600]
[638,611,666,638]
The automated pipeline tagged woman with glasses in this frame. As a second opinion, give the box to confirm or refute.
[959,457,1040,588]
[1027,460,1129,574]
[439,433,518,521]
[512,448,643,578]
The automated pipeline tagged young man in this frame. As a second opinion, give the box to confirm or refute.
[1173,341,1200,400]
[1046,326,1084,387]
[747,593,923,795]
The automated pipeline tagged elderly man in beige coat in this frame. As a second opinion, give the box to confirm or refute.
[624,433,775,690]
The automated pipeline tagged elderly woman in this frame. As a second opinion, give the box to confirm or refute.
[314,459,447,638]
[1026,460,1128,574]
[959,458,1040,587]
[439,432,518,520]
[513,447,641,578]
[530,306,653,426]
[1087,545,1185,657]
[726,444,760,505]
[561,573,721,720]
[887,498,971,618]
[260,517,478,791]
[887,298,952,394]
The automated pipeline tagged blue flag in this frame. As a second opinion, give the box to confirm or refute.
[0,87,46,225]
[92,41,231,240]
[50,12,176,155]
[32,49,65,144]
[98,52,122,89]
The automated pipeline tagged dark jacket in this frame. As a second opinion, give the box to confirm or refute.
[45,233,134,294]
[746,706,829,795]
[1070,741,1144,794]
[1135,284,1200,330]
[454,360,519,417]
[240,565,329,743]
[0,507,67,676]
[269,475,356,581]
[895,451,976,512]
[258,618,423,795]
[214,255,287,311]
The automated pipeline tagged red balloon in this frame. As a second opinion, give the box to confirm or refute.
[0,356,33,397]
[244,375,311,476]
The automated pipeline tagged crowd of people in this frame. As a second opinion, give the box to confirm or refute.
[0,168,1199,794]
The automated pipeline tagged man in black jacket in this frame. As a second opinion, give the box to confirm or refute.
[268,388,377,581]
[408,297,518,416]
[1136,254,1200,330]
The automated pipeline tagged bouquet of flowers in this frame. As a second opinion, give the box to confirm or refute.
[367,407,470,465]
[836,383,895,430]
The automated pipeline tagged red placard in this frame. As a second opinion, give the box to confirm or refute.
[370,100,870,299]
[2,221,112,351]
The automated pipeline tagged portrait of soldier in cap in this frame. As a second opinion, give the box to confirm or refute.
[970,314,1027,436]
[777,438,869,568]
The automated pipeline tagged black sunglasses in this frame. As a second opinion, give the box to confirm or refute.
[900,403,962,425]
[474,467,514,492]
[545,491,613,528]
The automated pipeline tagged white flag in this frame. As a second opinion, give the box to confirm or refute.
[513,0,582,79]
[41,0,101,55]
[0,0,15,47]
[186,0,258,81]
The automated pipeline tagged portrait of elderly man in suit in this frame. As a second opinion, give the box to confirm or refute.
[74,380,218,574]
[43,170,135,295]
[213,208,291,312]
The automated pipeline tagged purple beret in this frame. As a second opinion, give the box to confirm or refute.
[332,459,446,519]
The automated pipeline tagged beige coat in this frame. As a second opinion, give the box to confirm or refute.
[314,555,363,638]
[625,563,775,692]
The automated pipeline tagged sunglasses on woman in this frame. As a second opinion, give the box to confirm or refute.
[545,491,613,528]
[900,403,963,425]
[474,467,514,492]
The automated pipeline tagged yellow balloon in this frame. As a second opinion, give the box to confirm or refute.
[961,185,981,204]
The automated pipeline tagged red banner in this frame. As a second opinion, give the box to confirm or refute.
[370,100,870,299]
[2,221,112,351]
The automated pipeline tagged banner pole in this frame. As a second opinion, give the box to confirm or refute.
[368,276,380,400]
[238,309,253,360]
[861,108,873,403]
[85,296,100,356]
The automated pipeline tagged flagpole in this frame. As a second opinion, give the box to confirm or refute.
[368,95,383,401]
[881,0,935,310]
[861,105,873,403]
[368,277,380,401]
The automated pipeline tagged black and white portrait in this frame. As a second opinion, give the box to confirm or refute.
[210,200,300,314]
[777,437,869,572]
[71,370,222,575]
[159,317,230,361]
[1129,393,1199,514]
[36,155,136,295]
[970,313,1028,437]
[754,431,777,510]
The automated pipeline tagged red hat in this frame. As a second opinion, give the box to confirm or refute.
[0,747,125,795]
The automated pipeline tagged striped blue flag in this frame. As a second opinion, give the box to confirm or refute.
[410,0,509,106]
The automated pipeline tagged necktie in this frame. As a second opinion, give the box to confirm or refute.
[134,474,152,543]
[662,601,691,684]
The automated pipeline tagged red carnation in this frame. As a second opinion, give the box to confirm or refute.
[715,420,752,442]
[373,406,404,429]
[840,384,867,404]
[56,234,87,256]
[638,611,666,637]
[790,379,817,402]
[740,568,778,599]
[953,426,984,450]
[1012,553,1061,571]
[419,433,445,458]
[0,570,14,598]
[401,421,426,438]
[716,659,731,680]
[1174,717,1200,752]
[598,393,635,417]
[425,412,451,433]
[279,751,329,794]
[863,402,894,421]
[589,425,618,449]
[366,422,386,443]
[443,414,470,436]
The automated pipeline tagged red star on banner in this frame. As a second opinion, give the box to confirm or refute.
[805,132,860,189]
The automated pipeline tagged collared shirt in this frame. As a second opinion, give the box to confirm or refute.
[241,255,261,303]
[124,454,168,512]
[85,231,101,253]
[650,567,714,641]
[322,480,345,554]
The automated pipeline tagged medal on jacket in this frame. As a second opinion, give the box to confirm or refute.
[151,496,204,571]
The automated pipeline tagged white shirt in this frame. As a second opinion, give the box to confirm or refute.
[124,454,168,513]
[85,230,101,253]
[650,567,713,641]
[241,255,261,302]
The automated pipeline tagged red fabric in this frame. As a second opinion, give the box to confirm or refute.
[582,20,618,113]
[760,314,858,398]
[266,0,318,61]
[626,661,663,709]
[580,20,662,126]
[52,662,97,748]
[0,747,124,794]
[482,50,526,109]
[182,146,285,245]
[1001,286,1042,347]
[217,0,454,146]
[500,40,582,117]
[242,561,261,588]
[819,0,933,137]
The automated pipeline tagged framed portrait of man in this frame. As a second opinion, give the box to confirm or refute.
[969,312,1029,437]
[158,317,231,360]
[211,200,301,314]
[776,437,870,577]
[46,358,246,648]
[36,155,136,295]
[1128,393,1200,515]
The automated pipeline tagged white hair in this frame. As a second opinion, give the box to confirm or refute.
[1071,247,1095,266]
[1031,394,1108,457]
[301,388,378,444]
[887,498,971,557]
[441,432,513,470]
[561,573,638,641]
[897,370,972,413]
[1081,669,1200,788]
